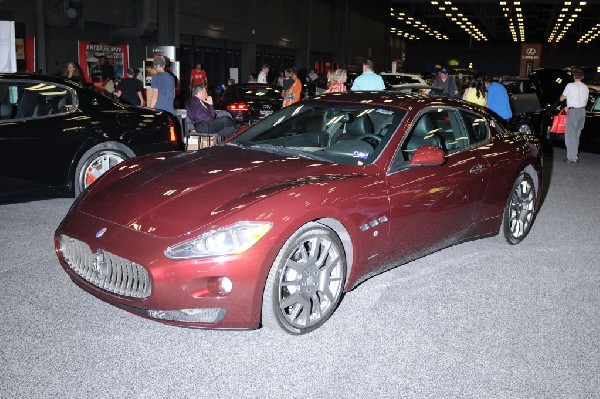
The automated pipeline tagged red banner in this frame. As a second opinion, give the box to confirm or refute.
[77,41,129,88]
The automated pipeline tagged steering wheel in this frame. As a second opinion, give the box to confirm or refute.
[360,134,382,143]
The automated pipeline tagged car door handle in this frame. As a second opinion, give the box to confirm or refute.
[470,164,486,174]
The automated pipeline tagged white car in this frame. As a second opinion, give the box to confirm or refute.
[380,72,429,92]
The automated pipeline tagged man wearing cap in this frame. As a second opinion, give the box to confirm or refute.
[149,55,175,114]
[116,68,144,106]
[432,68,459,97]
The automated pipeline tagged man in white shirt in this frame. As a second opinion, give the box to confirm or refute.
[560,68,589,163]
[257,64,269,83]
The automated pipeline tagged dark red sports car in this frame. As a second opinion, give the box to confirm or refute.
[55,92,543,334]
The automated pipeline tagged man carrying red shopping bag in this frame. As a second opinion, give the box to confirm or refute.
[559,68,589,163]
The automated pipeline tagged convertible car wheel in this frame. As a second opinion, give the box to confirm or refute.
[498,173,536,245]
[75,148,128,196]
[262,222,346,334]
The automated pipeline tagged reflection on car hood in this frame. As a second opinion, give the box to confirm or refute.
[78,146,357,238]
[529,69,573,107]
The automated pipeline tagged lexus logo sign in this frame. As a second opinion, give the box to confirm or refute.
[523,47,539,60]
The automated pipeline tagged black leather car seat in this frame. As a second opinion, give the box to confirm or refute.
[337,115,374,142]
[405,114,442,159]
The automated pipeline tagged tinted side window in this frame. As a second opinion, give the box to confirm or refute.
[0,81,74,120]
[460,110,489,144]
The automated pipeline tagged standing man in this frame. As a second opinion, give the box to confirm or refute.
[149,56,175,114]
[189,63,207,91]
[484,76,512,121]
[257,64,270,83]
[560,68,589,163]
[116,68,144,106]
[432,68,459,97]
[282,69,302,107]
[351,59,385,91]
[98,56,115,81]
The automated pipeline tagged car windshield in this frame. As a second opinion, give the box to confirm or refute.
[234,85,282,100]
[229,101,407,166]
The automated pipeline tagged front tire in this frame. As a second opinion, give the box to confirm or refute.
[74,147,128,196]
[497,173,536,245]
[261,222,347,335]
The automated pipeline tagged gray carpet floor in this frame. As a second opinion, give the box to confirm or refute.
[1,147,598,398]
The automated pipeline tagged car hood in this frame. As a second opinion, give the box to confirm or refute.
[77,145,357,238]
[528,69,573,107]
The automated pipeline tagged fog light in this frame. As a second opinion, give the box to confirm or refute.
[146,308,226,323]
[208,276,233,296]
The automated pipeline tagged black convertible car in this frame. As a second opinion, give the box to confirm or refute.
[0,73,184,203]
[513,69,600,153]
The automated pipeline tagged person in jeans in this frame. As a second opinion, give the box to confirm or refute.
[185,84,235,138]
[560,68,589,163]
[149,56,175,114]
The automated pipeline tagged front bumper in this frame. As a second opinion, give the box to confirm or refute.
[55,209,276,330]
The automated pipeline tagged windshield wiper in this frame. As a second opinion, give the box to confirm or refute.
[248,144,329,161]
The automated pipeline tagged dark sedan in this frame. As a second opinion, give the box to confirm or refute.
[215,83,283,126]
[513,69,600,153]
[55,91,542,334]
[501,77,540,114]
[0,73,184,203]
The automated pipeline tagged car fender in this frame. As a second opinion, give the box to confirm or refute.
[213,175,387,294]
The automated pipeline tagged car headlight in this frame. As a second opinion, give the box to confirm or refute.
[164,222,272,260]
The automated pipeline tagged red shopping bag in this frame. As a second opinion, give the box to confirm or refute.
[550,108,567,134]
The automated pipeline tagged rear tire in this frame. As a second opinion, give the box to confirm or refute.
[261,222,346,335]
[497,173,536,245]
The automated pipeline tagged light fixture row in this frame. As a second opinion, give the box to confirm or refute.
[578,23,600,43]
[390,8,449,41]
[548,1,587,43]
[431,0,488,42]
[499,1,525,42]
[390,27,420,40]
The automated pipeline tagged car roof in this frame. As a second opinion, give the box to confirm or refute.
[0,73,79,86]
[313,90,483,112]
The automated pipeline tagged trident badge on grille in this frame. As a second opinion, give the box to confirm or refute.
[92,249,107,279]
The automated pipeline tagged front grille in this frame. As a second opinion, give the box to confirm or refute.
[59,235,151,299]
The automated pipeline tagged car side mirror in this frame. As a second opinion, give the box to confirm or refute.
[409,145,445,166]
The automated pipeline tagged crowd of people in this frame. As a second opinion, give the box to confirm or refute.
[52,57,588,161]
[430,67,513,121]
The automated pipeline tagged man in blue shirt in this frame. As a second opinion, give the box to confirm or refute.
[351,59,385,91]
[484,76,512,121]
[149,55,175,114]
